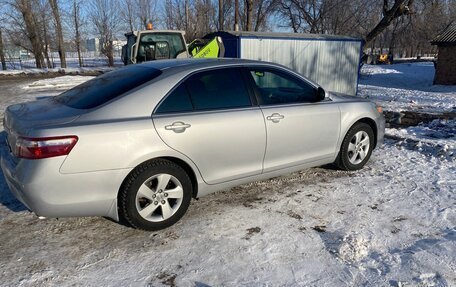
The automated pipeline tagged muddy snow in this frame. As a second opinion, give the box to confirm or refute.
[0,63,454,287]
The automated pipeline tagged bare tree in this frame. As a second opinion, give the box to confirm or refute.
[245,0,253,31]
[236,0,276,31]
[49,0,66,68]
[164,0,216,40]
[38,6,53,68]
[253,0,277,31]
[72,0,83,67]
[13,0,45,68]
[364,0,415,47]
[137,0,158,29]
[0,28,6,70]
[219,0,224,30]
[195,0,216,37]
[164,0,187,31]
[278,0,349,33]
[122,0,136,32]
[89,0,122,67]
[234,0,239,30]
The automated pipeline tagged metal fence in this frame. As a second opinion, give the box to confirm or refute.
[2,51,123,70]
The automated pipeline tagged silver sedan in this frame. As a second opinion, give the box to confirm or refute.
[1,59,385,230]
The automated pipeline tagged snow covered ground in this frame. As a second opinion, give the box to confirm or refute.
[0,67,114,76]
[22,75,95,90]
[0,56,121,76]
[359,62,456,113]
[0,64,455,286]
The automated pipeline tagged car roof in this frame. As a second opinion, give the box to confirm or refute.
[136,58,285,73]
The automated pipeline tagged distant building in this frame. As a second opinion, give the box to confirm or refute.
[431,22,456,85]
[112,40,127,53]
[86,38,100,53]
[86,38,126,56]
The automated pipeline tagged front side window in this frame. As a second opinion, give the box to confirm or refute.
[248,69,317,105]
[156,68,251,114]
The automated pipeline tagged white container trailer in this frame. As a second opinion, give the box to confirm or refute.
[206,31,363,95]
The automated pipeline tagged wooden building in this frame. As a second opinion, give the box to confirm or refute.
[431,23,456,85]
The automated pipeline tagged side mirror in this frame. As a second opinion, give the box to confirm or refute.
[316,87,326,101]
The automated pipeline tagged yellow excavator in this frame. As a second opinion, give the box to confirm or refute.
[121,25,224,65]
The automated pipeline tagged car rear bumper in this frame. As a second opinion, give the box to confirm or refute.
[1,152,130,221]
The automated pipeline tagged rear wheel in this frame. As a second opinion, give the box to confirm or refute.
[336,122,374,171]
[119,159,192,231]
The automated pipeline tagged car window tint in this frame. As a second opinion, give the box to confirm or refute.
[156,84,193,114]
[55,66,162,109]
[185,68,251,111]
[249,69,316,105]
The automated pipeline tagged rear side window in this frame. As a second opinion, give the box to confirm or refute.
[55,66,162,109]
[155,85,193,113]
[248,69,317,105]
[156,68,251,114]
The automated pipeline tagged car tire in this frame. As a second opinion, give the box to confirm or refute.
[336,122,374,171]
[118,159,192,231]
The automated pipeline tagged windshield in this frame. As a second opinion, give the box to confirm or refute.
[138,32,186,59]
[55,66,162,109]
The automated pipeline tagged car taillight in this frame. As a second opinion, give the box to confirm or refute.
[14,136,78,159]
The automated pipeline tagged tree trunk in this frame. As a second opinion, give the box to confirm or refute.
[246,0,253,31]
[185,0,189,32]
[73,0,83,67]
[105,40,114,67]
[41,13,53,68]
[18,0,45,68]
[234,0,239,31]
[218,0,223,31]
[0,29,6,70]
[254,0,263,31]
[49,0,66,68]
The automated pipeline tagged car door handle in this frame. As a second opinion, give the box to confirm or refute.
[266,113,284,123]
[165,122,191,133]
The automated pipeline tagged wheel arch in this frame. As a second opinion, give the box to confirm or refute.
[160,156,199,198]
[118,157,199,203]
[335,117,377,171]
[356,117,378,148]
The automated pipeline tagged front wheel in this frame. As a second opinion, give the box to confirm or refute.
[336,122,374,171]
[118,159,192,231]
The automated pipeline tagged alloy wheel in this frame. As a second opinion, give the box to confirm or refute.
[347,131,370,165]
[135,174,184,222]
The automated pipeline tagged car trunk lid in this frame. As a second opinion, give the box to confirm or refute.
[3,98,83,156]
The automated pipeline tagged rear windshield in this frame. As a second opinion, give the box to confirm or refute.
[55,66,162,109]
